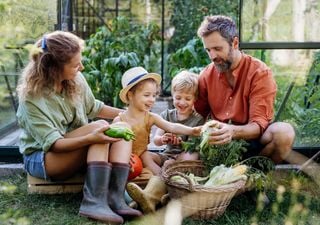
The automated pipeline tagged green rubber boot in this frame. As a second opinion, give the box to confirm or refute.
[79,162,123,224]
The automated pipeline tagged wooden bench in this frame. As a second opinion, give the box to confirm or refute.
[27,174,84,194]
[27,170,151,194]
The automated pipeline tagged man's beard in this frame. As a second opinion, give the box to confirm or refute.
[213,49,233,72]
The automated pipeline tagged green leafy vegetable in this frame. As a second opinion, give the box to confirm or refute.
[181,120,275,191]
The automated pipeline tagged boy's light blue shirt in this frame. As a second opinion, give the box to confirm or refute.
[16,73,104,155]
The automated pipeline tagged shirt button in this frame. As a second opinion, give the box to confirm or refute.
[226,112,229,116]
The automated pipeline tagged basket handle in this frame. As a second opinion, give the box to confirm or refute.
[167,171,195,191]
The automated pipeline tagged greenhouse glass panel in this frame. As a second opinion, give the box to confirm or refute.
[0,0,57,137]
[241,0,320,42]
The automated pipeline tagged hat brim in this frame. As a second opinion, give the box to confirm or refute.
[119,73,161,104]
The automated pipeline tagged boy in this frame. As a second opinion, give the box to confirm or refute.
[152,70,205,165]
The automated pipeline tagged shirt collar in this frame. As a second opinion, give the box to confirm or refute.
[217,52,245,79]
[232,52,245,78]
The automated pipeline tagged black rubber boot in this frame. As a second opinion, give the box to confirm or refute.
[79,162,123,224]
[109,163,143,218]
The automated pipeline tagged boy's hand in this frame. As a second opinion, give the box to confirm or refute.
[161,133,182,145]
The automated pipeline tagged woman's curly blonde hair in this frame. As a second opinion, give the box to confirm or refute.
[17,31,84,103]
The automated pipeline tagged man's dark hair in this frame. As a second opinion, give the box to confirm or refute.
[197,15,238,45]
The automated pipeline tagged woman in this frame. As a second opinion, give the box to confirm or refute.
[16,31,141,224]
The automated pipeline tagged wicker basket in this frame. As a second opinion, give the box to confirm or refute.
[161,160,246,220]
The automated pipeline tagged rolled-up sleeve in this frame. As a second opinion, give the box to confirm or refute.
[249,69,277,132]
[17,101,63,153]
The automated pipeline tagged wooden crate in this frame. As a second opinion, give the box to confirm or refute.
[27,174,84,194]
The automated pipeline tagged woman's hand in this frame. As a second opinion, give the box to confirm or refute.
[88,125,122,144]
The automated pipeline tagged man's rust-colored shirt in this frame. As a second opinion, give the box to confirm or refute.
[194,53,277,133]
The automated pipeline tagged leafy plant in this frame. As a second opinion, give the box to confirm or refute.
[167,0,239,52]
[82,16,161,108]
[199,140,248,169]
[166,38,209,78]
[182,137,248,171]
[275,51,320,146]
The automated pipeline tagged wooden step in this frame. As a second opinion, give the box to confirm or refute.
[27,174,84,194]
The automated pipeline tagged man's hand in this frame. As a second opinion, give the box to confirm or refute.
[207,122,234,145]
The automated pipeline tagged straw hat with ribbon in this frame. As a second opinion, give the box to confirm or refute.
[119,67,161,104]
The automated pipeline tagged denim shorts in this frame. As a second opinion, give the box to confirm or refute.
[23,151,50,181]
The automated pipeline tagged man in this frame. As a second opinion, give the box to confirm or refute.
[194,15,295,163]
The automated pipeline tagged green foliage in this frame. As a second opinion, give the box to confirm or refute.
[239,156,275,191]
[0,182,30,225]
[0,209,30,225]
[0,182,17,193]
[275,51,320,146]
[181,136,202,153]
[199,140,248,169]
[167,38,210,78]
[0,0,56,71]
[305,51,320,109]
[167,0,239,52]
[82,16,161,107]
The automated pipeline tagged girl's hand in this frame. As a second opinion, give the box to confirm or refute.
[192,126,203,136]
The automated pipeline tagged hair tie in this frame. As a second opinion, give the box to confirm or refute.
[41,36,47,52]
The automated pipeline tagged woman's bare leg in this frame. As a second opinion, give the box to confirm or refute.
[45,120,110,179]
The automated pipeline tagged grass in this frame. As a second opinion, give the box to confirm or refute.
[0,171,320,225]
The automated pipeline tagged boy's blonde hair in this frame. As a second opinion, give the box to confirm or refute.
[171,70,199,98]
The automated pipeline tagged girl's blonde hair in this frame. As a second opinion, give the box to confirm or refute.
[17,31,84,103]
[171,70,199,98]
